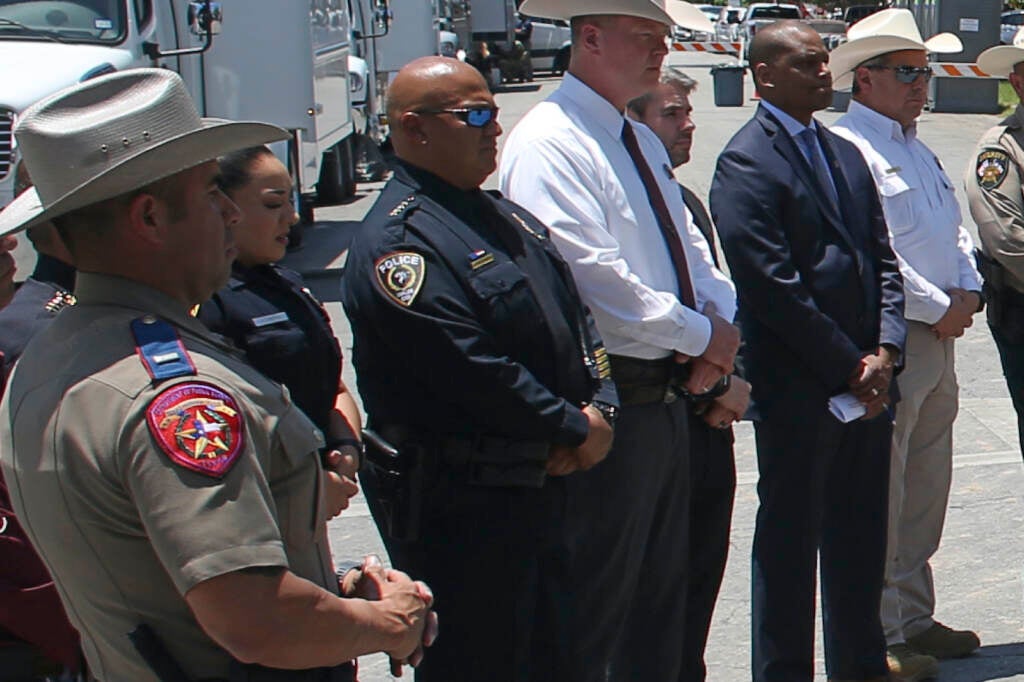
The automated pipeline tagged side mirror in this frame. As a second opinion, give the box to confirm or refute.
[188,1,222,37]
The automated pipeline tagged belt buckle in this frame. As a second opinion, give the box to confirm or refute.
[663,384,678,404]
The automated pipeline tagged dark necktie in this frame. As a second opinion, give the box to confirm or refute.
[620,121,697,310]
[798,127,839,208]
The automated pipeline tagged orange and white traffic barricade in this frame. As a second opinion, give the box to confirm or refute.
[671,41,744,56]
[931,63,996,78]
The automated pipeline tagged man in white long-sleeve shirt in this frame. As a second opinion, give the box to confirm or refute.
[829,9,982,679]
[498,1,739,680]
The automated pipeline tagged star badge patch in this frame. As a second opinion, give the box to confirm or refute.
[375,251,425,307]
[976,149,1011,190]
[146,382,245,478]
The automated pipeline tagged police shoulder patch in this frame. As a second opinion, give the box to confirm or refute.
[146,382,245,478]
[375,251,426,307]
[976,149,1011,190]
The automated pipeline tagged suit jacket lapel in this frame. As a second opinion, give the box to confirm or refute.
[815,125,864,274]
[758,109,861,261]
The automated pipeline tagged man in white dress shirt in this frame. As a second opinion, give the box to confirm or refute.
[829,10,982,679]
[498,1,739,680]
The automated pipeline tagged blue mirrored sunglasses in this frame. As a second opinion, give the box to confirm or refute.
[416,106,499,127]
[866,65,933,84]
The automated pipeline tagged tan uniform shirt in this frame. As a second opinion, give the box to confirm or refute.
[967,104,1024,294]
[0,273,335,681]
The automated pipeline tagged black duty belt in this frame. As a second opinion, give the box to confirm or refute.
[375,425,548,488]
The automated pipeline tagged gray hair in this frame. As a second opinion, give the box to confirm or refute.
[626,67,698,117]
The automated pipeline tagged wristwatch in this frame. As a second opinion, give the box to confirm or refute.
[591,401,619,425]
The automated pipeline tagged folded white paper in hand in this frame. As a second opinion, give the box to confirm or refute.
[828,392,866,423]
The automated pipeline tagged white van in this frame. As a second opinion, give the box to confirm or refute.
[0,0,361,220]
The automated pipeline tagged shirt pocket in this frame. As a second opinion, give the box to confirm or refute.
[467,261,544,353]
[877,173,916,238]
[272,404,325,548]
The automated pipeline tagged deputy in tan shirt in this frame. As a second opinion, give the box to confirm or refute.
[0,69,436,682]
[968,40,1024,462]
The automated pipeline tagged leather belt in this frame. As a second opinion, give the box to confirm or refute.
[608,354,684,406]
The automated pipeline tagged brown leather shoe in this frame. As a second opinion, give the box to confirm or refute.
[906,621,981,659]
[887,643,939,681]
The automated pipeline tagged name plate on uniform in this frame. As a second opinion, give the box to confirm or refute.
[251,312,289,328]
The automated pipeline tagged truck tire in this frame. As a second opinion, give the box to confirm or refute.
[316,139,356,205]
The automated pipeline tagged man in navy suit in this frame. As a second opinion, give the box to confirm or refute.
[710,22,906,682]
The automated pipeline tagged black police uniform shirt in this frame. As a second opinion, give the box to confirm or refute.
[0,253,77,381]
[197,263,342,432]
[340,160,617,444]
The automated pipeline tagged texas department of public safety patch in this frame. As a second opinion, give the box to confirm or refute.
[375,251,425,307]
[976,149,1011,190]
[146,382,245,478]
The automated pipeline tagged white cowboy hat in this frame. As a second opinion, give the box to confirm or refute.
[977,28,1024,77]
[0,68,289,237]
[519,0,716,34]
[828,8,962,90]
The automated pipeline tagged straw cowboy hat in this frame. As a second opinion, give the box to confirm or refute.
[0,68,288,237]
[519,0,716,34]
[829,8,962,90]
[977,29,1024,78]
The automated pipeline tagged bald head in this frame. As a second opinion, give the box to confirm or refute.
[749,21,818,70]
[387,56,501,190]
[387,57,487,123]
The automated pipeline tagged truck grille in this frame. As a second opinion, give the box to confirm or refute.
[0,109,12,181]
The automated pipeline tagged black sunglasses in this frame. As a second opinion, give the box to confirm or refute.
[415,106,499,128]
[865,65,933,84]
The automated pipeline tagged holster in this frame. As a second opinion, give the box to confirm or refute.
[977,249,1024,342]
[363,428,425,543]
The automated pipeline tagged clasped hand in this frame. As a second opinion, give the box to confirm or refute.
[340,554,439,677]
[848,346,897,420]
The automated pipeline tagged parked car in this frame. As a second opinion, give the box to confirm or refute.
[741,3,802,44]
[1002,10,1024,45]
[520,14,571,73]
[844,4,885,27]
[715,6,746,41]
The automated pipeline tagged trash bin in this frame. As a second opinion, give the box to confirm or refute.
[831,89,851,112]
[710,64,745,107]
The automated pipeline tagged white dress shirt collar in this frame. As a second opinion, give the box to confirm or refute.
[559,72,628,139]
[845,99,917,144]
[759,100,819,137]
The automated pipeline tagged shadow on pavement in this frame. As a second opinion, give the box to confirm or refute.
[940,643,1024,681]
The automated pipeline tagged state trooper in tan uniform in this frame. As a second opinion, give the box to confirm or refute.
[968,40,1024,459]
[0,69,437,682]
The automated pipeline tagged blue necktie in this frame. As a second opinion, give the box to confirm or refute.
[799,127,839,208]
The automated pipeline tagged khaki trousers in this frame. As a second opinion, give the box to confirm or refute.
[881,321,959,644]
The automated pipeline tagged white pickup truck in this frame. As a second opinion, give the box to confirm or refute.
[741,3,846,56]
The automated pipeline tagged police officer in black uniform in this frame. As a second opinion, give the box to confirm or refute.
[341,57,617,682]
[0,166,77,381]
[197,146,361,519]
